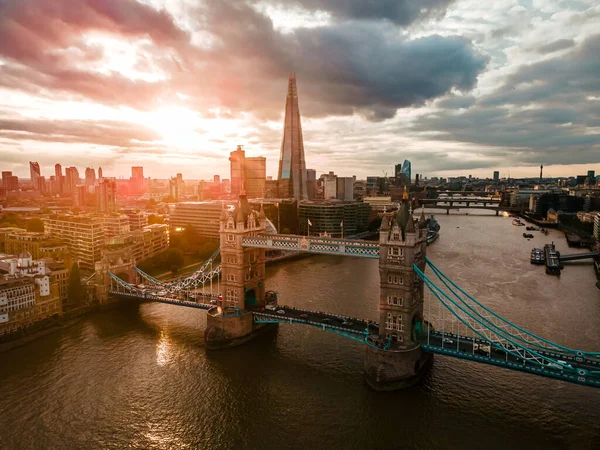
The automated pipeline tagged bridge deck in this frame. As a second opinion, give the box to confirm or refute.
[422,331,600,388]
[242,234,380,258]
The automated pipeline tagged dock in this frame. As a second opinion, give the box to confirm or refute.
[544,243,561,275]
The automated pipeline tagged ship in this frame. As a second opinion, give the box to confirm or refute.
[426,216,440,245]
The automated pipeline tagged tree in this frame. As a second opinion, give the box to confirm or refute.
[165,248,184,274]
[26,218,45,232]
[0,213,25,229]
[148,214,164,225]
[67,262,85,304]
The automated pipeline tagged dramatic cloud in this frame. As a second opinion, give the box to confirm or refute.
[413,33,600,168]
[0,0,598,178]
[274,0,455,25]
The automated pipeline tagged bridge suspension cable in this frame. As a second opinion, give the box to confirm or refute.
[415,265,587,371]
[133,248,221,288]
[424,258,600,358]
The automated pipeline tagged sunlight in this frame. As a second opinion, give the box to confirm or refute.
[156,330,171,366]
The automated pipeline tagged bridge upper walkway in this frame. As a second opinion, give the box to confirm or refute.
[241,234,380,258]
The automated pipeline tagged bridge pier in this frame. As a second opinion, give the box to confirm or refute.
[496,210,499,216]
[205,310,275,349]
[364,345,432,390]
[446,209,449,215]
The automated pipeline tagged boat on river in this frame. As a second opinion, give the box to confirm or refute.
[426,216,440,245]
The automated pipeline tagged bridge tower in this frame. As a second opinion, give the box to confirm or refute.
[364,190,432,390]
[204,196,270,349]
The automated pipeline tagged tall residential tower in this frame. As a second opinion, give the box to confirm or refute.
[277,72,307,201]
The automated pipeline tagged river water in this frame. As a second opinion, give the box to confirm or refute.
[1,212,599,450]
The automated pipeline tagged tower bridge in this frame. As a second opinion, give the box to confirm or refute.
[106,195,600,391]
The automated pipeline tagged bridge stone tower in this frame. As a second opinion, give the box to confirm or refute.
[204,196,270,349]
[364,191,433,390]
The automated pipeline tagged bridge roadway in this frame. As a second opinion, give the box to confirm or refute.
[110,290,217,310]
[422,331,600,387]
[250,305,371,342]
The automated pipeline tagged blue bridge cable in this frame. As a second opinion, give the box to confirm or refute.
[133,247,221,289]
[425,261,573,354]
[414,266,581,372]
[424,258,600,357]
[418,268,589,374]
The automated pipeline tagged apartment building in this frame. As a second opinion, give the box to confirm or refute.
[0,253,62,336]
[44,215,105,271]
[104,224,169,264]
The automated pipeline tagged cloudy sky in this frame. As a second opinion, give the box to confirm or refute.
[0,0,598,181]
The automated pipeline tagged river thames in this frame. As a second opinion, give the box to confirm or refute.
[1,212,599,449]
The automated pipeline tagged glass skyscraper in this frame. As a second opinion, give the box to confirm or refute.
[278,72,308,201]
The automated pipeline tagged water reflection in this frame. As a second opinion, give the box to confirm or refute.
[156,330,172,366]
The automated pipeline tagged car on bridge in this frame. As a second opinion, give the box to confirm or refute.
[277,310,285,315]
[299,314,309,319]
[342,321,353,326]
[265,305,277,311]
[442,338,454,345]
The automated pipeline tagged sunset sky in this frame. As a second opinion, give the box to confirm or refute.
[0,0,598,180]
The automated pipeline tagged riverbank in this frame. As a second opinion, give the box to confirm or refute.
[0,302,130,354]
[0,306,92,354]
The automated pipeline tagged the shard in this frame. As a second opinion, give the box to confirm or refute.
[278,72,307,201]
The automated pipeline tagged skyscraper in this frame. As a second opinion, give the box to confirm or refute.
[98,167,103,180]
[278,72,307,201]
[85,167,96,186]
[30,161,41,190]
[64,167,79,193]
[394,160,411,186]
[131,166,144,194]
[245,157,266,198]
[493,171,500,182]
[229,145,245,196]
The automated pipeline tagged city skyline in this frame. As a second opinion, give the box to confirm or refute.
[0,1,598,180]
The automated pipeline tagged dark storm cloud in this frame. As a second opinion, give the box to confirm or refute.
[412,34,600,169]
[275,0,455,25]
[0,0,488,122]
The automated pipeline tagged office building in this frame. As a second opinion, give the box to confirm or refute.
[2,171,19,191]
[229,146,266,198]
[98,167,103,180]
[170,201,231,240]
[336,177,354,201]
[245,157,266,198]
[43,215,106,271]
[64,167,79,193]
[130,166,144,194]
[366,176,379,195]
[124,210,148,231]
[169,177,179,200]
[103,224,169,264]
[230,146,245,196]
[298,200,370,237]
[588,170,596,186]
[30,161,42,190]
[277,72,308,201]
[395,160,411,186]
[306,169,317,200]
[85,167,96,186]
[323,172,337,199]
[2,232,70,262]
[594,214,600,241]
[493,171,500,182]
[96,179,117,213]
